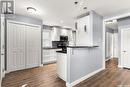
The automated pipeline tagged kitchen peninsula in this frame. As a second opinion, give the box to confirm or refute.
[56,11,104,87]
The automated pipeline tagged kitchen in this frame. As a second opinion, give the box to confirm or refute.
[1,0,130,87]
[42,25,74,64]
[42,10,103,86]
[1,10,103,87]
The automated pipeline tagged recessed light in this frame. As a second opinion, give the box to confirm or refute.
[83,7,87,9]
[27,7,36,13]
[60,20,63,23]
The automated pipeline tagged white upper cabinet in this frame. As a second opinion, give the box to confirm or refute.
[51,28,60,41]
[42,30,52,47]
[51,27,72,42]
[76,15,91,46]
[75,11,103,46]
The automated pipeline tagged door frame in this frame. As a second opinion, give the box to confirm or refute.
[0,14,5,87]
[120,28,130,67]
[103,13,130,69]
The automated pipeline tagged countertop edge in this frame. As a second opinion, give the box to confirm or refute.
[67,46,99,48]
[42,47,62,49]
[56,51,67,54]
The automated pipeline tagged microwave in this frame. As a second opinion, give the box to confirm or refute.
[60,36,68,41]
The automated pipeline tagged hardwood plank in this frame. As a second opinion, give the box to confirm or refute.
[2,58,130,87]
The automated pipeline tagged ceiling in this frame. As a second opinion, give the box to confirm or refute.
[15,0,130,28]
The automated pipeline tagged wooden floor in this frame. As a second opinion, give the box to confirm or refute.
[2,58,130,87]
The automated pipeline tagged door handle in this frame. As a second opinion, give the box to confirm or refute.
[123,51,126,52]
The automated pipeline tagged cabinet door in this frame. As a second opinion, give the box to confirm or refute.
[42,30,51,47]
[7,21,26,72]
[26,25,41,68]
[57,53,67,81]
[51,28,60,41]
[76,16,91,46]
[42,50,50,64]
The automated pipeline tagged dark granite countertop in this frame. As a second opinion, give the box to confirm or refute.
[67,46,99,48]
[56,51,67,54]
[43,47,62,49]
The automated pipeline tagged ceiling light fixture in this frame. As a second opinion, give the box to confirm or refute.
[60,20,63,24]
[83,7,87,10]
[74,1,78,5]
[27,7,36,13]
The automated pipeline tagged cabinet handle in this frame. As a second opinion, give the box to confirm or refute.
[72,49,74,55]
[75,22,78,30]
[123,51,126,52]
[84,25,87,32]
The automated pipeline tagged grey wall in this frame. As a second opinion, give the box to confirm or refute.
[43,25,52,29]
[117,17,130,66]
[5,14,42,25]
[105,27,114,60]
[67,12,103,83]
[0,13,1,84]
[106,27,114,33]
[105,32,113,59]
[105,27,119,60]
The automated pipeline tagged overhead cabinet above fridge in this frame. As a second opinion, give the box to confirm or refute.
[75,11,103,46]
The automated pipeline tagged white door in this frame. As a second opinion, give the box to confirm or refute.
[7,22,26,72]
[57,53,67,81]
[121,28,130,68]
[26,25,41,68]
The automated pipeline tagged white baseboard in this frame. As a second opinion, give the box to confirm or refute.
[43,60,57,65]
[105,58,110,61]
[66,67,104,87]
[118,65,123,68]
[2,71,5,78]
[105,57,113,61]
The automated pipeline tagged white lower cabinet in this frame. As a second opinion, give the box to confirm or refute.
[7,20,41,72]
[42,49,57,64]
[57,53,67,81]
